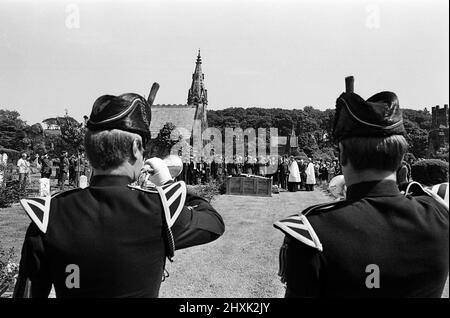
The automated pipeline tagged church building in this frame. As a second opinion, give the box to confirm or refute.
[150,50,208,140]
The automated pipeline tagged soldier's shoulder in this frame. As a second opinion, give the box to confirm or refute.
[273,200,350,251]
[404,181,449,213]
[128,181,188,259]
[128,181,187,224]
[51,187,85,199]
[127,184,159,193]
[301,199,353,217]
[20,188,83,234]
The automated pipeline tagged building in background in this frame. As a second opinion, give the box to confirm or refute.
[150,50,208,141]
[428,104,449,157]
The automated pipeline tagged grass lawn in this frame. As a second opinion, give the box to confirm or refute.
[159,189,331,298]
[1,186,448,298]
[0,204,29,261]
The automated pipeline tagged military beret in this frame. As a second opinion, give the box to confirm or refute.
[86,93,151,145]
[333,91,406,142]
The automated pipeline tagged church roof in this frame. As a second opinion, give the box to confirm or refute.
[150,104,198,139]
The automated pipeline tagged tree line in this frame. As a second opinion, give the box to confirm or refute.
[0,106,441,162]
[0,110,85,161]
[207,106,436,160]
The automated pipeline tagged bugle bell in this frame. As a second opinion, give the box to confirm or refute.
[164,155,183,179]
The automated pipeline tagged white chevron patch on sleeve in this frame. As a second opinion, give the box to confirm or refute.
[274,214,323,251]
[20,197,52,233]
[157,181,187,228]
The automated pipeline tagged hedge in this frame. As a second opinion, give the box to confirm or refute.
[411,159,449,186]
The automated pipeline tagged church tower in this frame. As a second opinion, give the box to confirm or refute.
[188,50,208,131]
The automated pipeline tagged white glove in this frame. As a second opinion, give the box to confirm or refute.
[142,157,172,186]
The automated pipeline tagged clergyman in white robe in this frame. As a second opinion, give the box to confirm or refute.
[305,161,316,191]
[288,159,301,192]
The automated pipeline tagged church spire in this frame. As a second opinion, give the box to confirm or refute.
[188,50,208,106]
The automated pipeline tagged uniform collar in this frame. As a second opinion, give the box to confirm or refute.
[346,179,401,201]
[90,175,134,187]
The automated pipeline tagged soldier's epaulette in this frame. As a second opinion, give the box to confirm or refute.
[274,213,323,251]
[128,181,187,227]
[427,182,449,205]
[20,188,83,234]
[128,181,187,259]
[273,200,349,251]
[404,181,449,212]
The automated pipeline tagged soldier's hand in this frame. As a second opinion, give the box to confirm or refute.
[143,157,172,186]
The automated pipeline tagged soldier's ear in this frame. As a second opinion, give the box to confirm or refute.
[131,138,143,160]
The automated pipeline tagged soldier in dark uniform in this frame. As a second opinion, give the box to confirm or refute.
[13,92,225,298]
[274,89,449,297]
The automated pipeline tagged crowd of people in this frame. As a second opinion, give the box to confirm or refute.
[4,144,434,196]
[9,150,92,192]
[284,157,342,192]
[175,154,342,193]
[57,150,92,191]
[8,149,343,194]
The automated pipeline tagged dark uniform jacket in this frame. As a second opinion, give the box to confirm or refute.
[40,158,52,176]
[275,180,449,298]
[14,175,225,298]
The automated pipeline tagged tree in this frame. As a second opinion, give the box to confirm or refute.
[272,110,294,136]
[319,109,335,147]
[206,105,435,160]
[404,119,428,158]
[150,122,179,158]
[56,115,86,154]
[22,123,47,154]
[402,109,432,131]
[0,110,29,151]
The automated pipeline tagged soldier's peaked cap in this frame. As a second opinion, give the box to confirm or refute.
[86,93,151,144]
[333,91,406,142]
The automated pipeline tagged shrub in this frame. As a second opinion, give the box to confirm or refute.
[0,180,25,208]
[433,151,449,163]
[311,148,335,162]
[0,247,19,297]
[187,180,221,203]
[411,159,449,186]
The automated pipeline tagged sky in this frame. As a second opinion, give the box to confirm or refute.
[0,0,448,124]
